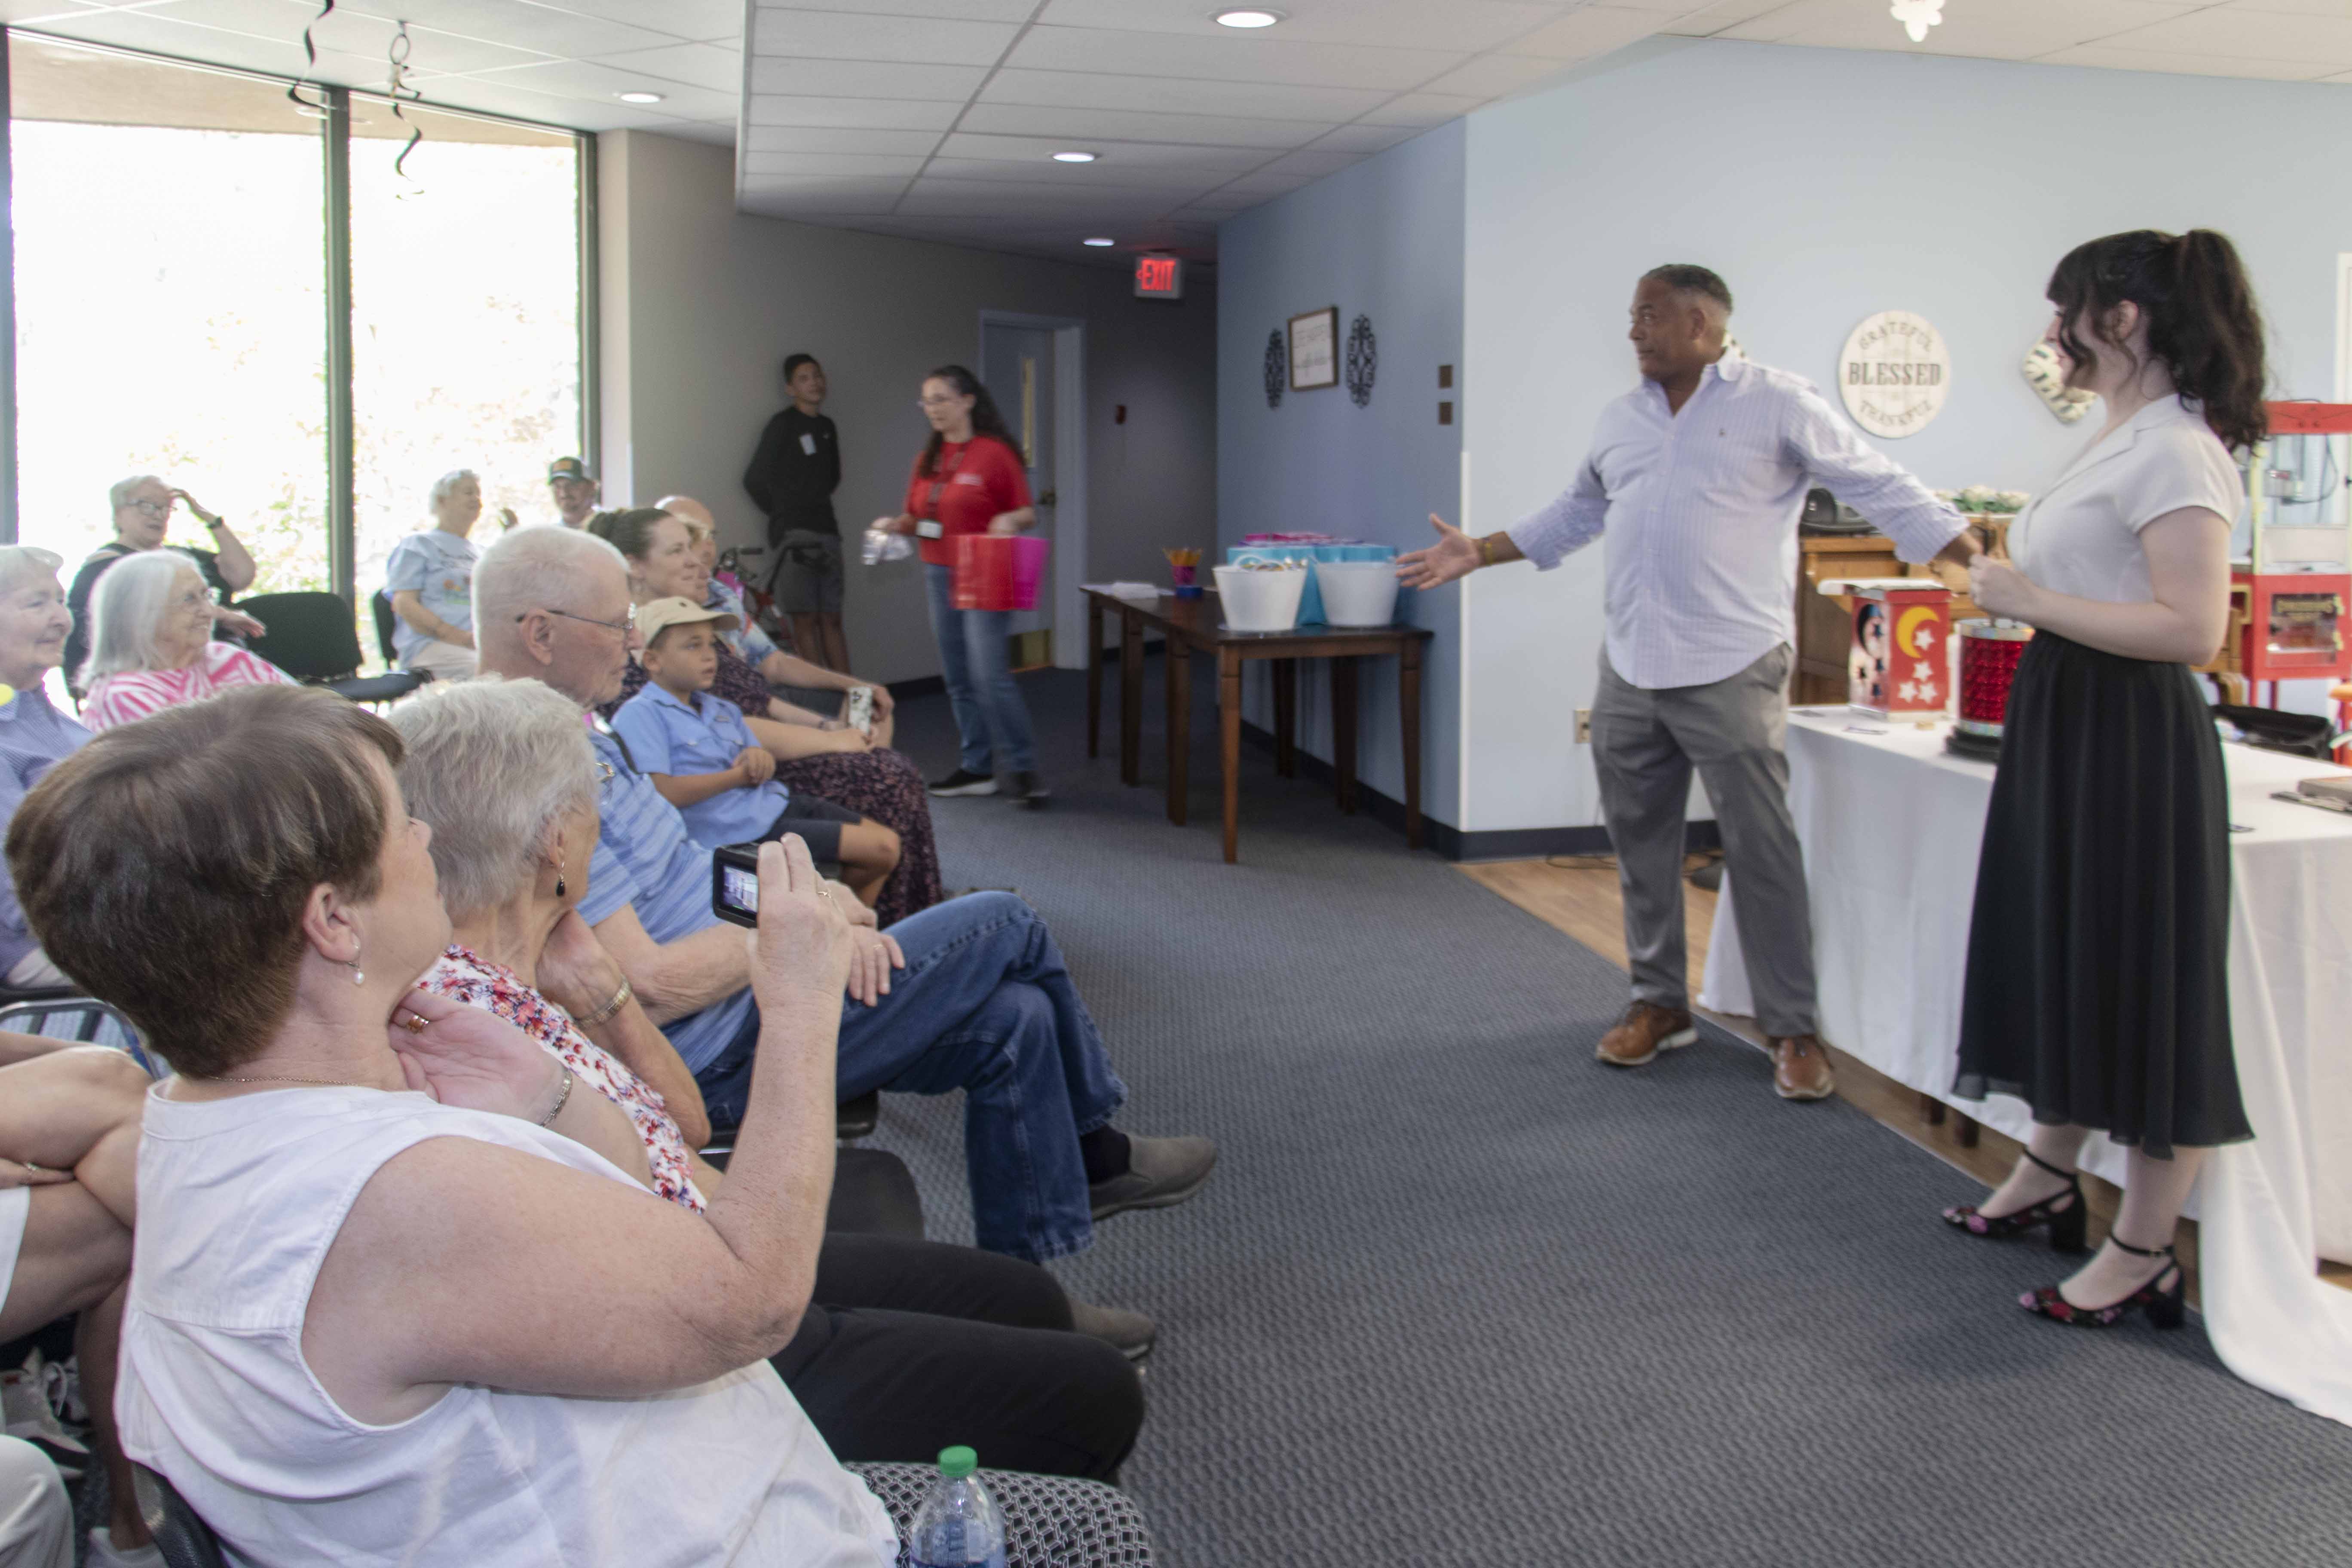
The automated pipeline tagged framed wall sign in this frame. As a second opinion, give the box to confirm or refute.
[1838,310,1948,438]
[1288,306,1338,392]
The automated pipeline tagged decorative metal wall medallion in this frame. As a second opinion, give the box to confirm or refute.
[1345,315,1377,407]
[1263,330,1286,408]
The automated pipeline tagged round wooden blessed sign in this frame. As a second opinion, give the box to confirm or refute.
[1838,310,1948,439]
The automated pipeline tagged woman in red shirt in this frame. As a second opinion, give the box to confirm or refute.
[880,365,1045,806]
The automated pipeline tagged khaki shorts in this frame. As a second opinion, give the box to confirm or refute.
[770,530,846,616]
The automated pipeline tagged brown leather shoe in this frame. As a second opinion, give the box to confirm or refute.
[1596,1001,1697,1067]
[1771,1034,1835,1100]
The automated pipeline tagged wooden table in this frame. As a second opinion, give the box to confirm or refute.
[1083,588,1433,864]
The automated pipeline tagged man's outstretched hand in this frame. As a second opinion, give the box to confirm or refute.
[1396,514,1484,589]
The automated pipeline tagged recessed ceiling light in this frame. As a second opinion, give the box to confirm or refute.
[1052,150,1098,163]
[1084,237,1115,247]
[1215,8,1284,27]
[617,91,665,104]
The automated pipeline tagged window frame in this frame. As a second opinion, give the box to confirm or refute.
[0,27,597,585]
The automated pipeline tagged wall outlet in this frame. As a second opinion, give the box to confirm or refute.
[1574,708,1592,744]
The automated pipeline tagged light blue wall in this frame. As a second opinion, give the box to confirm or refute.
[1217,120,1466,827]
[1461,38,2352,832]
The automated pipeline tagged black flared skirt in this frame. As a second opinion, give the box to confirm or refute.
[1953,631,2251,1156]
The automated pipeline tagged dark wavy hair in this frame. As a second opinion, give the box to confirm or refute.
[2048,229,2269,452]
[918,364,1019,478]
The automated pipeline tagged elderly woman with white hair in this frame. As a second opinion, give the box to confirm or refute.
[383,469,510,682]
[0,545,91,987]
[389,674,1151,1478]
[78,551,293,732]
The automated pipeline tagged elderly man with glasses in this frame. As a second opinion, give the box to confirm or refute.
[63,475,263,692]
[469,524,1217,1286]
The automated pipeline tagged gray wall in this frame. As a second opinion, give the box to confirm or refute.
[597,130,1218,686]
[1460,38,2352,833]
[1216,121,1466,827]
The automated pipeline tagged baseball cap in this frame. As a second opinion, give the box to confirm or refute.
[637,595,738,645]
[547,456,594,483]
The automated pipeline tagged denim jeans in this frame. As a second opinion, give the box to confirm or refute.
[695,892,1127,1262]
[923,560,1039,776]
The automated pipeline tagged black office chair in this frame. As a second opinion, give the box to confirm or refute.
[238,591,427,707]
[370,588,402,667]
[132,1464,228,1568]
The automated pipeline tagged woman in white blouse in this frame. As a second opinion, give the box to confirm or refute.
[1941,230,2264,1330]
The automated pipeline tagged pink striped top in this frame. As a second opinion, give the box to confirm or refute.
[82,643,296,732]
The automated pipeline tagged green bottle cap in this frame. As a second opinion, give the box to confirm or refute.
[937,1446,977,1479]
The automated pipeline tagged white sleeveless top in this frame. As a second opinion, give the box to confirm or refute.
[118,1083,897,1568]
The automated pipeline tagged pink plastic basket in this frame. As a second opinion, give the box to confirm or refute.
[952,534,1049,612]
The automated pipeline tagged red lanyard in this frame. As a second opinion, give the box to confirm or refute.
[921,443,971,519]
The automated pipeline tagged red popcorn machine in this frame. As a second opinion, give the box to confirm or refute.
[2236,402,2352,694]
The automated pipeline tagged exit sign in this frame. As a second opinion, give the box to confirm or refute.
[1133,254,1184,300]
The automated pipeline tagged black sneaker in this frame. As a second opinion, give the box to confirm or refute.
[1008,770,1050,808]
[928,768,998,797]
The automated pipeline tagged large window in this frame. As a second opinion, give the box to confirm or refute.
[351,99,581,605]
[6,33,588,666]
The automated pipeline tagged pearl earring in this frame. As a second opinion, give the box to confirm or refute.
[347,959,364,985]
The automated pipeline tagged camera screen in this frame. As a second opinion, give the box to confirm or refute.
[721,864,760,914]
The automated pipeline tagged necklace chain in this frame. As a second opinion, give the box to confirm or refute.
[223,1074,368,1088]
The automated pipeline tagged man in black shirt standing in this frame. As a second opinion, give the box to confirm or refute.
[64,475,263,694]
[743,353,849,672]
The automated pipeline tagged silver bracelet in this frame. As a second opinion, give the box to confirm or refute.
[536,1067,574,1127]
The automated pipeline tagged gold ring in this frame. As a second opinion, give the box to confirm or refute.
[401,1012,430,1034]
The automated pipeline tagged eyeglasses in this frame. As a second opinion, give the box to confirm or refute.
[917,395,963,409]
[124,499,172,518]
[518,605,636,636]
[593,759,615,785]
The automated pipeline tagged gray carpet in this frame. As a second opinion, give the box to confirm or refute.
[870,658,2352,1568]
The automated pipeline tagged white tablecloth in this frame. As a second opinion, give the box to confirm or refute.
[1700,710,2352,1427]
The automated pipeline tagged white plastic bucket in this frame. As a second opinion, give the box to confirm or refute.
[1213,564,1307,633]
[1313,560,1400,627]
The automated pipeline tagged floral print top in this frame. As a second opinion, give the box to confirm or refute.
[419,945,707,1213]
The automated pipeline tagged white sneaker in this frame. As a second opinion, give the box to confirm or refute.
[0,1353,86,1458]
[88,1526,167,1568]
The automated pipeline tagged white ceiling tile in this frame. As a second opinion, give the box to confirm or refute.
[21,8,397,83]
[1412,52,1576,96]
[1718,0,2196,53]
[536,0,744,41]
[958,102,1332,149]
[586,42,741,93]
[2239,0,2352,17]
[395,70,669,128]
[1035,0,1578,53]
[750,0,1038,19]
[2096,6,2352,63]
[465,59,738,117]
[743,149,929,175]
[747,57,989,99]
[0,2,102,20]
[110,0,554,74]
[1305,121,1422,152]
[2042,42,2335,79]
[747,94,966,129]
[745,125,943,154]
[1503,4,1672,58]
[1004,24,1465,90]
[749,9,1019,66]
[1660,0,1807,32]
[334,0,681,56]
[1356,91,1485,127]
[1255,147,1367,178]
[933,132,1272,172]
[981,66,1396,120]
[917,157,1229,192]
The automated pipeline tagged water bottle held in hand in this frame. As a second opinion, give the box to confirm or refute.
[909,1446,1005,1568]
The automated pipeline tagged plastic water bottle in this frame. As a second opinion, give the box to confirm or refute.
[909,1446,1005,1568]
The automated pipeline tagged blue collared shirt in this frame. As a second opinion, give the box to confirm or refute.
[383,528,478,663]
[1506,355,1965,689]
[707,582,779,666]
[0,685,90,974]
[577,726,755,1075]
[609,682,790,849]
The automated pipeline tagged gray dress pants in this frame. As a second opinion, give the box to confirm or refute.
[1589,643,1817,1039]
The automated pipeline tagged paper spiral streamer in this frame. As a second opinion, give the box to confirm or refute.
[387,23,426,190]
[285,0,336,118]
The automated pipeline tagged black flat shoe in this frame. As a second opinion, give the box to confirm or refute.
[1942,1148,2088,1252]
[2021,1238,2186,1329]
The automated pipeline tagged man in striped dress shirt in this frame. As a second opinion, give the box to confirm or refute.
[1400,265,1975,1102]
